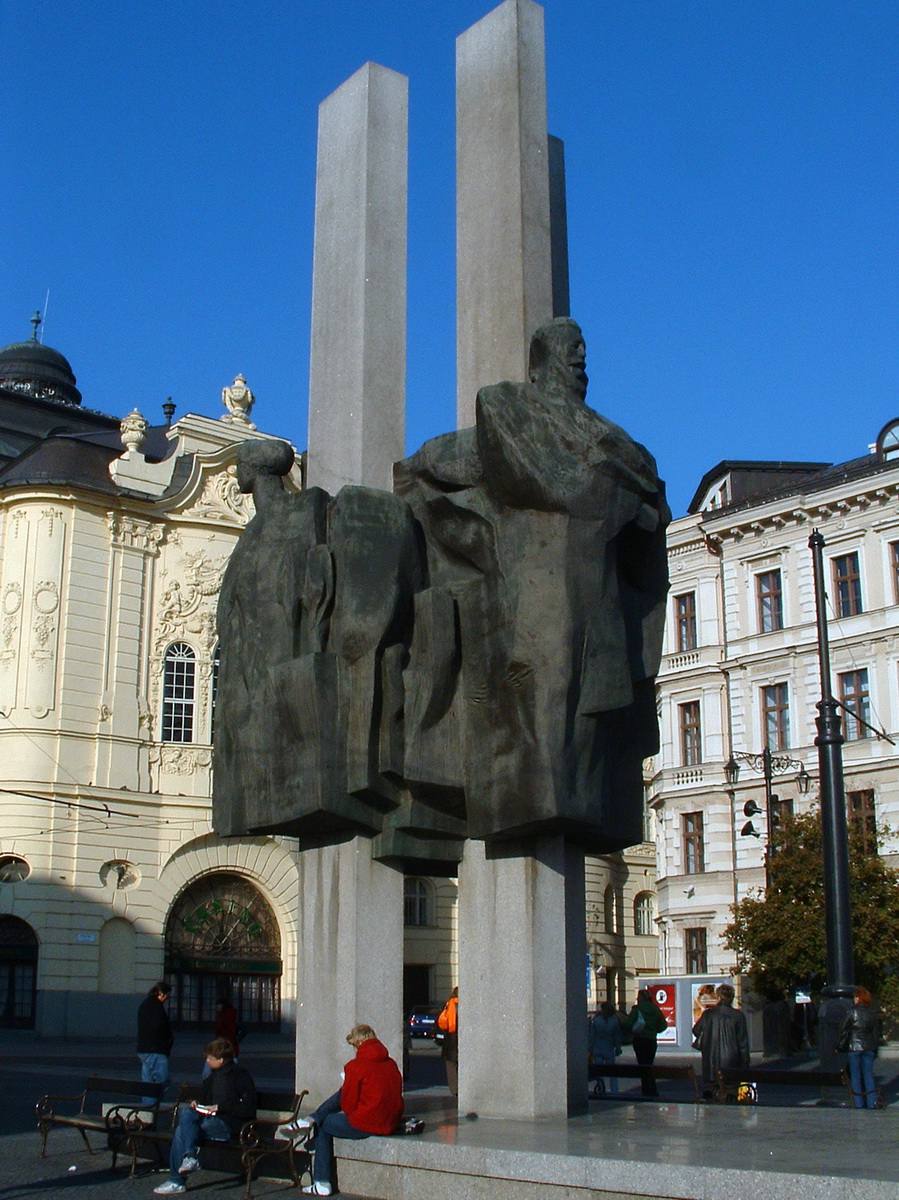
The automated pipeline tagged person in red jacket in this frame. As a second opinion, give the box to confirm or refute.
[292,1024,403,1197]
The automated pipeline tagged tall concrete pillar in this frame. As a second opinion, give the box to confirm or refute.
[306,63,407,494]
[295,838,404,1104]
[456,0,555,427]
[457,836,588,1119]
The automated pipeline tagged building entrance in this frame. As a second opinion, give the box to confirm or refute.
[164,872,281,1031]
[0,915,38,1028]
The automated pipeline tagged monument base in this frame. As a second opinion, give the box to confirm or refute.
[294,836,403,1103]
[458,835,588,1119]
[333,1096,898,1200]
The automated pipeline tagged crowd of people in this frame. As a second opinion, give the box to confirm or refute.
[589,983,753,1101]
[135,975,881,1197]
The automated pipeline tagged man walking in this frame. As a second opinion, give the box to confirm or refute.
[137,981,174,1096]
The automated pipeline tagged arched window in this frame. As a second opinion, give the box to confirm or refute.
[634,892,655,937]
[165,872,281,1029]
[0,915,38,1028]
[603,885,619,934]
[404,877,431,927]
[162,642,196,742]
[210,643,221,743]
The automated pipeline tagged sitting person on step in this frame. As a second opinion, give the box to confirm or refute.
[153,1037,256,1196]
[283,1023,404,1197]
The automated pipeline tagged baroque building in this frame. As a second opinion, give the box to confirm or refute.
[0,326,652,1036]
[652,430,899,981]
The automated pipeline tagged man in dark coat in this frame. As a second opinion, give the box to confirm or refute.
[137,981,174,1095]
[692,983,750,1099]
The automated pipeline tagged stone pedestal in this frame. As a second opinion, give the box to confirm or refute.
[306,62,407,495]
[457,835,588,1119]
[294,837,404,1104]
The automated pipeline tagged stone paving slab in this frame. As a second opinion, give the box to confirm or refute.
[0,1130,370,1200]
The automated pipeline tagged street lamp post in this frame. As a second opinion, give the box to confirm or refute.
[809,530,854,1000]
[725,751,811,885]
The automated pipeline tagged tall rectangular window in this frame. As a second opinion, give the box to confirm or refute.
[679,701,702,766]
[762,683,790,751]
[685,927,708,974]
[833,552,863,617]
[675,592,697,652]
[891,543,899,604]
[756,569,783,633]
[847,789,877,854]
[839,669,870,741]
[683,811,705,874]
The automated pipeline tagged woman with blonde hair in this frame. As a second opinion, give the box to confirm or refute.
[838,986,880,1109]
[281,1024,403,1197]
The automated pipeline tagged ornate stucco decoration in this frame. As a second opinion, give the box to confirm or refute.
[153,549,226,658]
[149,745,212,776]
[31,580,59,670]
[179,465,255,526]
[108,514,165,555]
[120,409,148,455]
[1,583,23,663]
[221,374,256,428]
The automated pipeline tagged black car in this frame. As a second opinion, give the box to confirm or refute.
[406,1004,441,1039]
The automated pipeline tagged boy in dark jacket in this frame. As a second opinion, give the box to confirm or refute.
[153,1038,256,1196]
[283,1024,403,1197]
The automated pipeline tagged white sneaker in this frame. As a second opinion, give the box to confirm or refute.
[276,1115,315,1140]
[153,1182,186,1196]
[300,1185,333,1197]
[178,1154,200,1175]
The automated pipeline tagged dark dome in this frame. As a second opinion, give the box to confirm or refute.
[0,338,82,406]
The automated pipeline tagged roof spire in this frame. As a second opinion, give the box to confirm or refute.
[30,310,42,342]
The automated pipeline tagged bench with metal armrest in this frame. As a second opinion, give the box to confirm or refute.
[122,1083,311,1199]
[36,1076,165,1161]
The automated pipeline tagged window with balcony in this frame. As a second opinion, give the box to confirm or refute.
[679,701,702,766]
[674,592,697,653]
[756,569,783,633]
[762,682,790,751]
[685,927,708,974]
[683,811,705,874]
[833,552,863,617]
[839,669,870,741]
[162,643,196,743]
[847,789,877,854]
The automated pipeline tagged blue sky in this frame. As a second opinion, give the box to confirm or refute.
[3,0,896,516]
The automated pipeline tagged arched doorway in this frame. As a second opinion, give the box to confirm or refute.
[164,873,281,1031]
[0,915,38,1028]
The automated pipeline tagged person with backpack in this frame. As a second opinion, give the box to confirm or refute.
[436,987,459,1097]
[626,988,667,1096]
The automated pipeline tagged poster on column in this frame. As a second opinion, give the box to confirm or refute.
[646,982,677,1042]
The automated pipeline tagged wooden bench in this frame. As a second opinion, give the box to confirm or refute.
[589,1062,701,1100]
[715,1066,854,1105]
[122,1084,311,1199]
[35,1076,165,1160]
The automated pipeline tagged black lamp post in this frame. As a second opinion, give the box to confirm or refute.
[809,530,854,1000]
[725,750,811,885]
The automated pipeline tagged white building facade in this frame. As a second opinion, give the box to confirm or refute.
[653,430,899,983]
